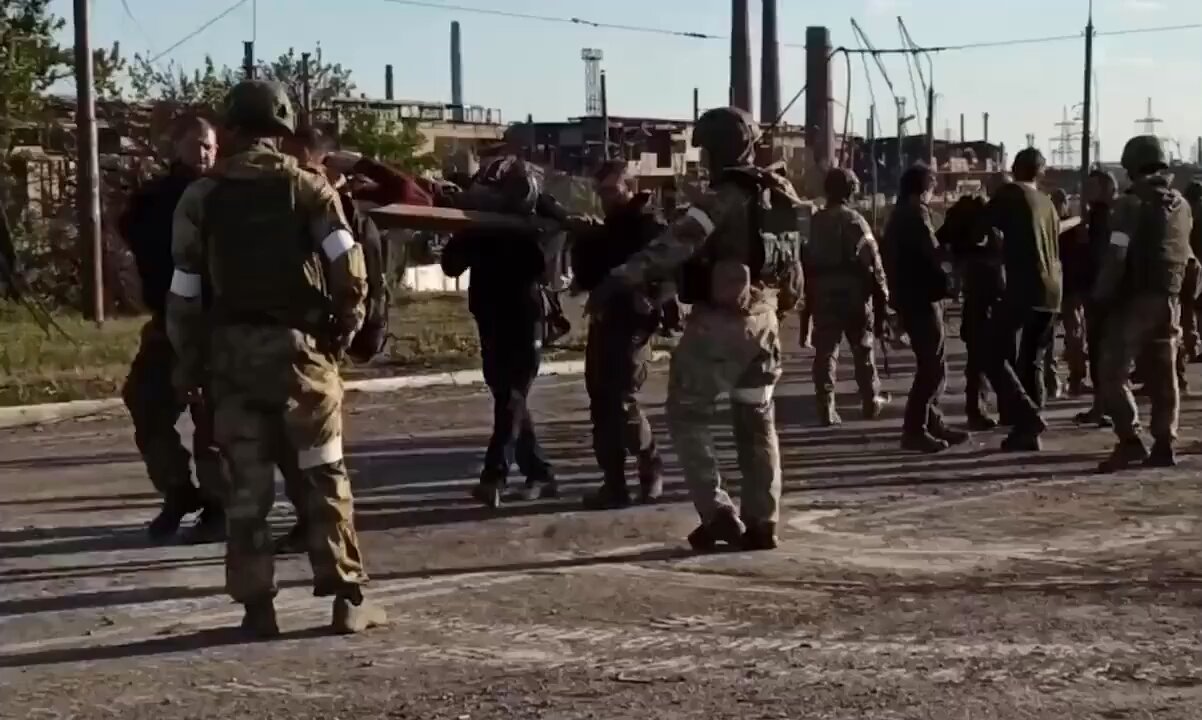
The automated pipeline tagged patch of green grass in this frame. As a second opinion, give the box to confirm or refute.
[0,291,606,407]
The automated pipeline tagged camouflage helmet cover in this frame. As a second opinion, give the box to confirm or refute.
[823,167,859,199]
[1120,135,1168,173]
[223,80,296,136]
[692,106,762,167]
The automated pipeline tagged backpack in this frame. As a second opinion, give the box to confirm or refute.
[678,166,804,310]
[341,194,392,363]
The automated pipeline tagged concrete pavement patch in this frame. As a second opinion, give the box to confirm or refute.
[0,351,670,430]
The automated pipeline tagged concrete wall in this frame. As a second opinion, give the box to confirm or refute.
[403,264,469,292]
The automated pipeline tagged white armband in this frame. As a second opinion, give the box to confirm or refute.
[322,229,356,261]
[1110,231,1131,248]
[169,270,202,298]
[686,206,716,236]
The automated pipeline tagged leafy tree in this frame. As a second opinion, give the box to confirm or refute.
[91,42,127,100]
[338,109,438,174]
[259,44,355,117]
[0,0,70,131]
[128,53,237,107]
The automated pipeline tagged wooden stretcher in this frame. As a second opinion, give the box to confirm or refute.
[369,203,561,234]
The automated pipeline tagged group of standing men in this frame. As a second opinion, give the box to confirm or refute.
[115,76,1198,637]
[804,134,1197,473]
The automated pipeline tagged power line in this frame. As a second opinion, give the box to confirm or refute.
[147,0,250,65]
[374,1,1202,56]
[120,0,156,54]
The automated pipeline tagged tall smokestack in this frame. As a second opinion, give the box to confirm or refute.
[759,0,780,123]
[730,0,752,113]
[805,26,833,170]
[451,21,464,120]
[959,113,965,143]
[385,64,394,101]
[983,112,990,143]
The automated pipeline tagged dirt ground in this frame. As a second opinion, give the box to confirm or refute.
[1,318,1199,719]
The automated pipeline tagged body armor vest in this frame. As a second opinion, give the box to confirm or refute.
[1124,180,1191,296]
[678,167,802,306]
[203,177,332,332]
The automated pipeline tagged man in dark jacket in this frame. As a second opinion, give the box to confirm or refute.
[883,163,968,452]
[1074,170,1118,427]
[980,148,1062,450]
[119,115,227,544]
[571,161,666,508]
[441,157,558,508]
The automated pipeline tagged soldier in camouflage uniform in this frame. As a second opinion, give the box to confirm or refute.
[1095,135,1192,472]
[586,107,803,552]
[167,80,386,638]
[803,168,890,426]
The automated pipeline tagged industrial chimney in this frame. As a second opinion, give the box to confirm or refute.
[451,21,464,121]
[730,0,752,113]
[759,0,780,123]
[805,26,833,169]
[385,64,394,101]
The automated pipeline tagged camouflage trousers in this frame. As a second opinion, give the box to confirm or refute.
[210,325,367,604]
[810,297,880,403]
[1181,261,1201,360]
[1100,294,1181,444]
[122,319,227,511]
[667,304,782,526]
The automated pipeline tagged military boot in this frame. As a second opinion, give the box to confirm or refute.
[1074,407,1114,428]
[901,432,950,454]
[332,589,388,635]
[637,454,664,504]
[582,481,632,511]
[471,479,504,509]
[862,393,891,420]
[816,396,842,427]
[1144,440,1177,468]
[930,424,971,446]
[966,413,999,432]
[181,504,226,545]
[274,521,309,555]
[741,521,779,551]
[1097,438,1150,473]
[147,493,200,544]
[240,599,280,640]
[686,507,746,553]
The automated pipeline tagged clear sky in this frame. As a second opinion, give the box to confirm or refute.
[53,0,1202,163]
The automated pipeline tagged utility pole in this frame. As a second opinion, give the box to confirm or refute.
[600,70,610,161]
[242,41,255,79]
[73,0,103,324]
[1080,0,1094,186]
[926,83,935,166]
[301,52,312,126]
[693,87,700,122]
[869,104,879,233]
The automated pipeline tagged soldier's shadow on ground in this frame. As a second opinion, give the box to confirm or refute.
[0,545,693,668]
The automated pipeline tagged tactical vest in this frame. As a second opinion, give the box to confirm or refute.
[202,176,332,333]
[1124,180,1191,296]
[677,168,802,306]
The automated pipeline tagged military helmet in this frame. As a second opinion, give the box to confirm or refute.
[692,106,761,167]
[223,80,296,136]
[1120,135,1168,174]
[823,167,859,199]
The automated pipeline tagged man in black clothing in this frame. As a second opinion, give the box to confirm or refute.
[571,161,666,508]
[119,115,227,544]
[883,163,968,453]
[1074,170,1118,427]
[980,148,1063,451]
[441,156,557,508]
